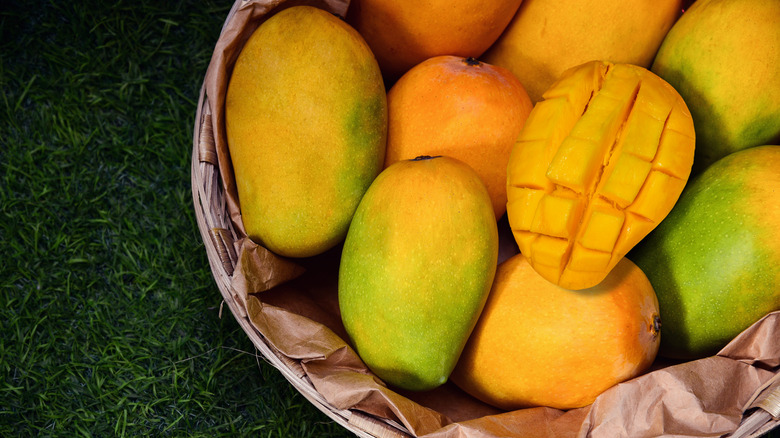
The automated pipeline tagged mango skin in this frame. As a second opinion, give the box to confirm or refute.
[629,145,780,359]
[338,156,499,391]
[483,0,683,103]
[225,6,387,258]
[651,0,780,174]
[451,254,660,410]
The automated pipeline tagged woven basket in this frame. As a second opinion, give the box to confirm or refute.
[191,1,780,437]
[190,3,410,435]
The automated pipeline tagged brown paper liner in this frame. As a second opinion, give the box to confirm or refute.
[191,1,780,436]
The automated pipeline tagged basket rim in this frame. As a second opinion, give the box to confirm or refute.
[191,79,412,438]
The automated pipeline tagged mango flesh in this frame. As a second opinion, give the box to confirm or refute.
[225,6,387,258]
[629,145,780,359]
[451,254,660,410]
[651,0,780,174]
[506,60,695,290]
[338,156,499,391]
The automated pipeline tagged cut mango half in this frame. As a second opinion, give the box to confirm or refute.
[506,60,695,290]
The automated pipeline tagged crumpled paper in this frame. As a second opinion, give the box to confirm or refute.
[243,268,780,437]
[199,1,780,436]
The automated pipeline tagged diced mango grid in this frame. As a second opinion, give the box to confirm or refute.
[507,61,694,286]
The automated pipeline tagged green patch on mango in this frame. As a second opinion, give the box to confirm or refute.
[629,145,780,359]
[651,0,780,174]
[225,6,387,258]
[338,156,498,391]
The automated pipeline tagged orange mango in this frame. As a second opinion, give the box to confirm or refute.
[346,0,523,83]
[384,56,534,219]
[506,60,695,290]
[451,253,661,410]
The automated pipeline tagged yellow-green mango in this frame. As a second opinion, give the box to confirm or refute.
[225,6,387,258]
[629,145,780,359]
[651,0,780,174]
[338,156,499,391]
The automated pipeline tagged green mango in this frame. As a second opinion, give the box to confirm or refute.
[650,0,780,175]
[629,145,780,359]
[338,156,498,391]
[225,6,387,258]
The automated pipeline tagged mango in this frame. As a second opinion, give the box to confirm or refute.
[651,0,780,174]
[225,6,387,258]
[384,55,534,219]
[629,145,780,359]
[483,0,684,103]
[506,60,695,290]
[451,254,660,410]
[338,156,498,391]
[346,0,523,83]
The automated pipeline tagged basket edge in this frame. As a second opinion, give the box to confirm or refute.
[190,83,411,438]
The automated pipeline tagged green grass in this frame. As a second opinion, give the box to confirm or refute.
[0,1,351,436]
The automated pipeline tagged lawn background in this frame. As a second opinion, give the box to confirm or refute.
[1,1,352,436]
[1,1,778,438]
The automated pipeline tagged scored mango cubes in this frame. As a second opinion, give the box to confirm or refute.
[506,61,695,290]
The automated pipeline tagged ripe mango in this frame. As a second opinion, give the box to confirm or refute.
[651,0,780,174]
[225,6,387,258]
[451,254,660,410]
[506,60,695,290]
[483,0,684,103]
[338,156,498,391]
[384,55,534,219]
[629,145,780,359]
[346,0,523,83]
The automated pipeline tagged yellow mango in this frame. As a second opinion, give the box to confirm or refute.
[506,61,695,290]
[225,6,387,258]
[482,0,683,103]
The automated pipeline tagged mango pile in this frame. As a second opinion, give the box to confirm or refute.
[224,0,780,411]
